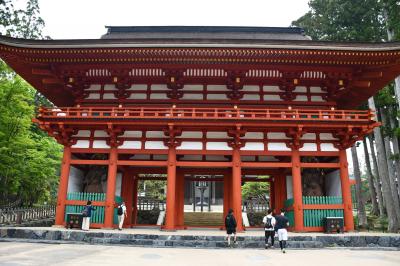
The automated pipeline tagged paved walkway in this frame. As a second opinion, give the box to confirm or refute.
[0,242,399,266]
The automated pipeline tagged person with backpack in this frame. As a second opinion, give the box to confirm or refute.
[274,208,289,253]
[225,208,237,247]
[81,201,96,231]
[262,209,276,249]
[117,201,127,230]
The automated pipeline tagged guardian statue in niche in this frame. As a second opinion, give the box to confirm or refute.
[301,157,325,196]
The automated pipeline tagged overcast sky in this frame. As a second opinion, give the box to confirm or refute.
[38,0,310,39]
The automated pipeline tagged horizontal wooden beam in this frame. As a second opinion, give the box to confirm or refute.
[70,159,108,165]
[300,162,340,168]
[118,160,168,166]
[65,200,105,206]
[241,162,292,168]
[176,161,232,167]
[32,68,52,76]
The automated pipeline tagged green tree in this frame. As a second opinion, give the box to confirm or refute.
[292,0,400,232]
[241,179,270,200]
[0,0,62,206]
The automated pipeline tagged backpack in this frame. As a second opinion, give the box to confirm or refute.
[82,206,89,217]
[265,217,273,229]
[117,205,123,215]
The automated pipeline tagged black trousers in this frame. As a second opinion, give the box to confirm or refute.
[264,230,275,246]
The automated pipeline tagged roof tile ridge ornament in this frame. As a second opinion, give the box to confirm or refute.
[165,69,185,99]
[279,71,302,101]
[163,124,182,148]
[226,70,246,100]
[106,123,125,148]
[286,126,305,150]
[227,125,246,149]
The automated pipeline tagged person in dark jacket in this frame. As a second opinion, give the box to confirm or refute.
[82,200,96,231]
[274,208,289,253]
[225,208,237,247]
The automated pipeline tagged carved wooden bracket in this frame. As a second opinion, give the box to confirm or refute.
[40,122,77,147]
[279,71,302,101]
[163,124,182,148]
[165,69,184,99]
[226,70,246,100]
[227,125,246,149]
[106,123,125,147]
[286,126,305,150]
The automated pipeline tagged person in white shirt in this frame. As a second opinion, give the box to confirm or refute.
[262,209,276,249]
[117,202,127,230]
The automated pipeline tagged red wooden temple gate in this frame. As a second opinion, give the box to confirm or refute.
[1,26,400,232]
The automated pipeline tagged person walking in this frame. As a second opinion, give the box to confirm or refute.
[262,209,276,249]
[225,208,237,247]
[117,201,127,230]
[274,208,289,253]
[81,201,96,231]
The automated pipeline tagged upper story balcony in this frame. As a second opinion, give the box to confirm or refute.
[37,106,376,128]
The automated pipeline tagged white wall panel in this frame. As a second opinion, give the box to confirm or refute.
[242,85,260,92]
[103,93,117,99]
[119,141,141,149]
[241,142,264,151]
[146,131,165,138]
[207,94,228,100]
[178,131,203,138]
[177,141,203,150]
[86,93,100,99]
[294,86,307,93]
[207,132,229,138]
[300,143,318,151]
[122,131,142,137]
[93,140,110,148]
[268,142,291,151]
[74,130,91,137]
[94,130,108,137]
[264,95,282,101]
[150,93,168,99]
[242,94,260,100]
[128,93,147,99]
[104,84,117,90]
[243,132,264,139]
[267,132,289,139]
[145,141,168,149]
[320,143,338,151]
[310,86,323,93]
[206,142,232,150]
[207,85,228,91]
[128,84,147,90]
[72,140,90,148]
[320,133,337,140]
[263,86,281,92]
[182,94,203,100]
[151,84,168,90]
[182,84,203,91]
[301,133,316,140]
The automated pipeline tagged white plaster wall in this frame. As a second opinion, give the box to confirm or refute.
[72,140,90,148]
[241,142,264,151]
[325,169,342,197]
[67,166,84,192]
[286,175,293,200]
[177,141,203,150]
[268,142,291,151]
[206,142,232,150]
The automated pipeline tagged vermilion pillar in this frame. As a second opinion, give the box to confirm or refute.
[175,171,185,227]
[232,148,243,231]
[223,174,230,221]
[55,146,71,226]
[164,145,177,230]
[269,180,275,210]
[132,177,139,225]
[104,147,118,228]
[291,149,304,231]
[339,149,354,231]
[124,173,134,227]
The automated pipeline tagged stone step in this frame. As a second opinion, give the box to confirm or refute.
[2,228,400,249]
[85,236,324,249]
[184,212,223,227]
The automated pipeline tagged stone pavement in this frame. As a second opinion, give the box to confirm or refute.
[0,242,399,266]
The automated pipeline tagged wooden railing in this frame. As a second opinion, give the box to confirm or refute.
[0,205,55,225]
[138,197,165,211]
[38,107,374,123]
